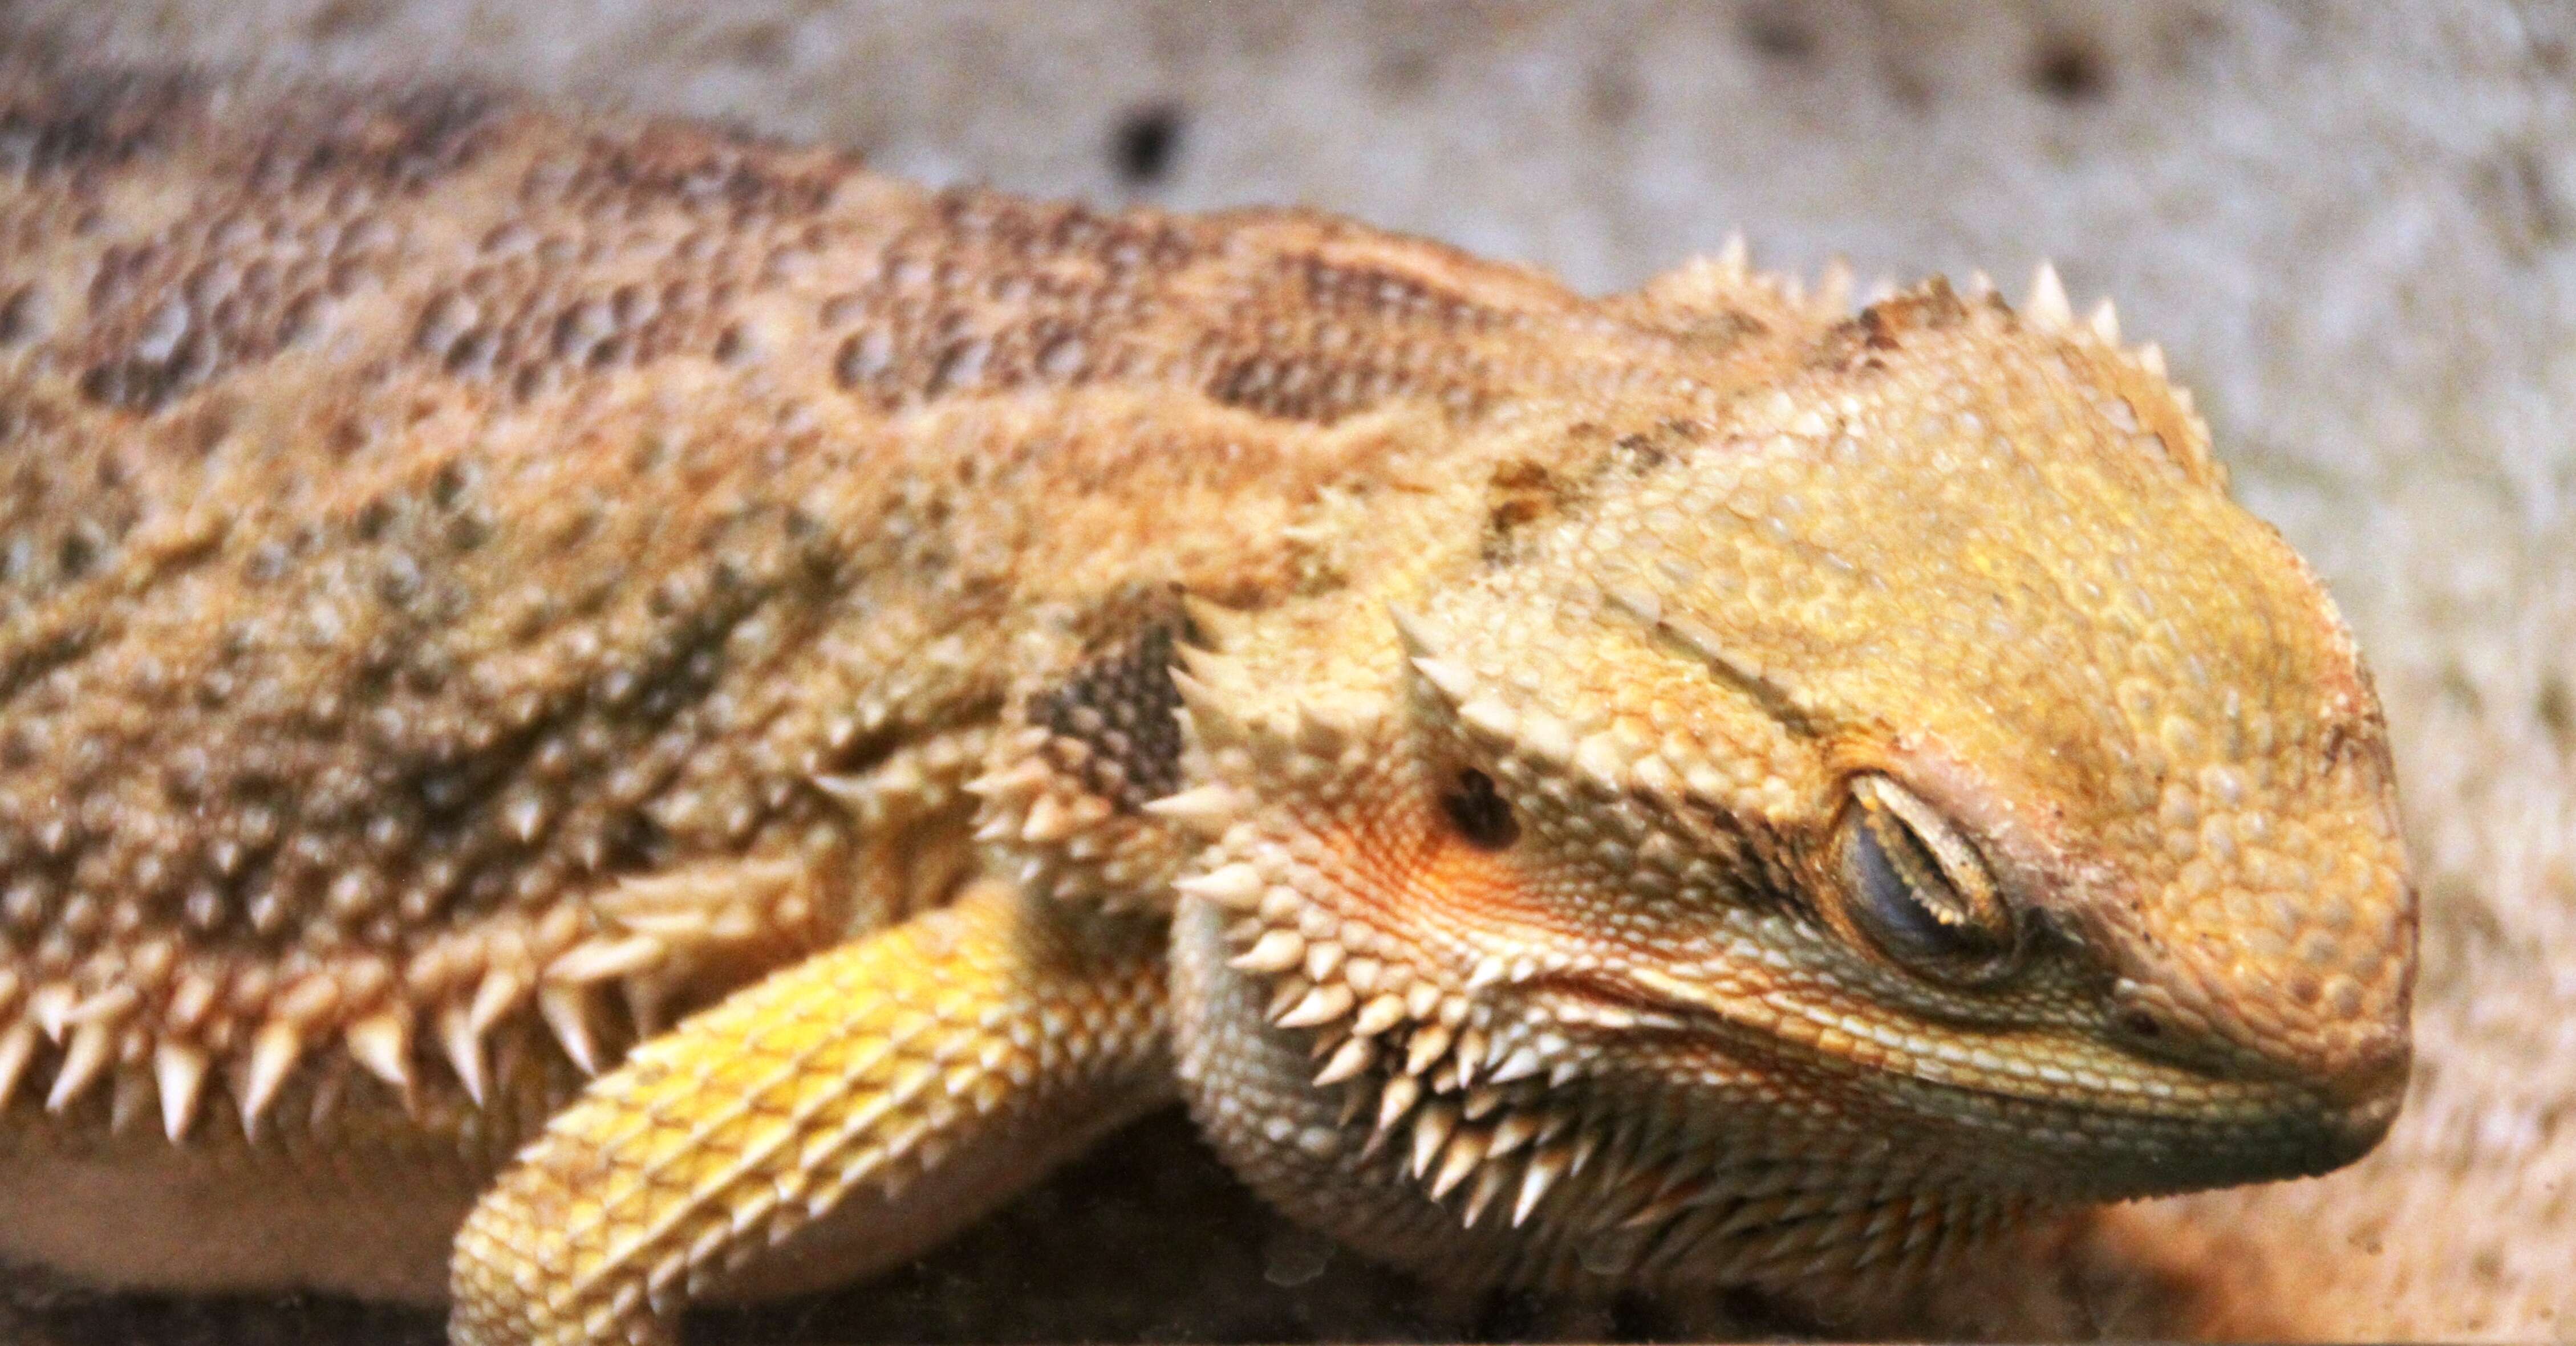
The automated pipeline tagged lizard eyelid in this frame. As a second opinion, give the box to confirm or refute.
[1836,774,2022,986]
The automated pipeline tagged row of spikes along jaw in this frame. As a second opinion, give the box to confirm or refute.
[1115,596,2025,1292]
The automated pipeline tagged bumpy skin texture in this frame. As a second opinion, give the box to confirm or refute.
[0,65,2415,1345]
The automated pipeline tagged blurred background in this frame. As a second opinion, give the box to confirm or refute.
[0,2,2567,1341]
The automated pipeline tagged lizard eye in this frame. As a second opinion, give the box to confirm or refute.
[1835,774,2019,986]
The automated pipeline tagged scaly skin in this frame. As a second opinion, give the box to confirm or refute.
[0,64,2415,1345]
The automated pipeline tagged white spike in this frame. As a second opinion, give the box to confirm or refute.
[467,967,525,1035]
[2086,296,2120,344]
[344,1011,413,1095]
[1387,605,1442,658]
[28,983,75,1040]
[963,758,1050,802]
[539,984,604,1075]
[1514,1146,1571,1226]
[1312,1036,1375,1087]
[1404,1023,1455,1076]
[1170,671,1243,745]
[809,772,872,810]
[2026,261,2072,330]
[1141,785,1243,835]
[153,1040,209,1142]
[1454,698,1518,743]
[1453,1028,1489,1088]
[546,934,666,985]
[1718,231,1749,275]
[1273,983,1356,1029]
[1181,595,1253,651]
[45,1019,114,1112]
[240,1020,305,1132]
[1489,1043,1545,1083]
[1303,940,1345,983]
[1409,657,1478,706]
[1351,994,1409,1038]
[64,985,140,1028]
[1487,1111,1544,1157]
[1429,1128,1490,1199]
[1018,795,1076,844]
[1410,1102,1459,1179]
[1294,702,1351,760]
[1816,258,1853,314]
[504,794,547,844]
[2137,341,2167,379]
[1964,269,1996,300]
[1228,928,1307,974]
[1620,1176,1714,1229]
[1174,644,1250,689]
[1463,954,1510,991]
[1264,977,1312,1024]
[1463,1160,1512,1227]
[0,1020,36,1110]
[439,1002,486,1106]
[1174,863,1264,910]
[1376,1074,1422,1133]
[1404,982,1443,1020]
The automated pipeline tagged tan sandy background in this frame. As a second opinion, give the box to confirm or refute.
[0,2,2566,1341]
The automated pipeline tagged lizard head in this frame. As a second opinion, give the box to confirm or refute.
[1162,276,2414,1294]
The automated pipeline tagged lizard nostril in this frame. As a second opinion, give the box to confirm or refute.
[2118,1007,2163,1039]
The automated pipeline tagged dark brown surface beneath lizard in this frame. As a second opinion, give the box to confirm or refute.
[0,1109,1815,1344]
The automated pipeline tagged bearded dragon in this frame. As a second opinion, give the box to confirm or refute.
[0,63,2416,1346]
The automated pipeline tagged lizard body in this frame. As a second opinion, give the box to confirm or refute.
[0,65,2415,1344]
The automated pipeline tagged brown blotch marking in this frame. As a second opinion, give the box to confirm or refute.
[1812,276,1969,373]
[1028,620,1186,813]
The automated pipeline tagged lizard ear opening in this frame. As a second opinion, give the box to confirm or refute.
[1439,768,1519,851]
[1834,774,2021,986]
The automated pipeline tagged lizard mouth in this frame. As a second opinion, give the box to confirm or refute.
[1522,968,2391,1196]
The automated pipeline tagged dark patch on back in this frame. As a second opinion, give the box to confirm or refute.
[823,192,1203,412]
[73,196,403,414]
[1027,621,1184,812]
[246,82,501,194]
[0,66,193,182]
[522,122,843,221]
[1203,253,1512,424]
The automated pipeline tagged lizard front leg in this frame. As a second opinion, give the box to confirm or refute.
[448,877,1169,1346]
